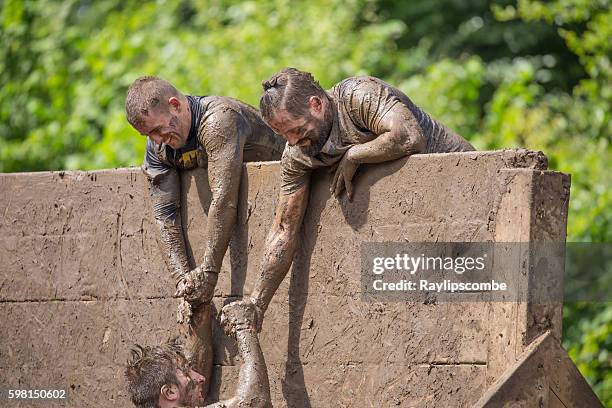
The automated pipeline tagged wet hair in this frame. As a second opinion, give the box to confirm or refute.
[125,76,181,128]
[259,67,327,122]
[125,339,186,408]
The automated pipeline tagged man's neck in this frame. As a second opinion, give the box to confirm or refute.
[185,95,197,142]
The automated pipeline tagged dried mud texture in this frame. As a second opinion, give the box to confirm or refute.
[0,149,573,407]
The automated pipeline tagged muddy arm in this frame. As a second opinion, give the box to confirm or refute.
[249,183,310,323]
[145,166,191,281]
[205,329,270,408]
[203,302,271,408]
[189,302,213,402]
[146,164,215,396]
[229,328,271,407]
[199,110,246,278]
[176,110,247,306]
[346,105,426,164]
[332,104,426,199]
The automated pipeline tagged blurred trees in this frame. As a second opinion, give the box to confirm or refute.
[1,0,610,402]
[1,0,404,170]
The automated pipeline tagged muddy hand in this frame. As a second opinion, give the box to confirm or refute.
[220,300,258,339]
[176,298,193,324]
[175,267,219,306]
[246,297,266,333]
[331,149,359,201]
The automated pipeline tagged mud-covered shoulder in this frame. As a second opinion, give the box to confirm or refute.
[196,96,250,155]
[198,95,245,118]
[331,75,397,135]
[330,76,382,99]
[331,76,392,114]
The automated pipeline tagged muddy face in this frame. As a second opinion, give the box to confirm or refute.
[175,366,206,406]
[136,102,191,149]
[267,106,332,157]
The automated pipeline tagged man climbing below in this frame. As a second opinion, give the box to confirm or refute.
[125,300,271,408]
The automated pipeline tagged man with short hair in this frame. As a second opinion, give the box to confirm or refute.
[125,77,285,316]
[250,68,475,327]
[126,301,271,408]
[126,77,284,401]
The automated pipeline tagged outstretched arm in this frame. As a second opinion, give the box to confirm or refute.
[249,182,310,325]
[188,302,213,403]
[143,152,191,281]
[201,111,246,278]
[205,301,271,408]
[176,110,246,306]
[143,149,215,400]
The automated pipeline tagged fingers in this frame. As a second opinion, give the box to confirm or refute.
[346,178,353,201]
[176,299,193,324]
[248,297,265,333]
[334,172,346,197]
[332,158,347,197]
[220,300,259,338]
[331,162,341,195]
[335,174,346,197]
[174,279,186,297]
[171,269,184,281]
[174,269,217,305]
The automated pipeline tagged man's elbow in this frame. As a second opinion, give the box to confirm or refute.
[396,129,426,156]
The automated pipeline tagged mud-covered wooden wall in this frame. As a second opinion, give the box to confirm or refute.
[0,149,570,407]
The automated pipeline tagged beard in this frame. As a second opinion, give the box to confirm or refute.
[299,109,333,157]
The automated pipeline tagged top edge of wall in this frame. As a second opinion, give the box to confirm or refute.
[0,148,548,177]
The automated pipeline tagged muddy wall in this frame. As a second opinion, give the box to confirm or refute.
[0,149,570,407]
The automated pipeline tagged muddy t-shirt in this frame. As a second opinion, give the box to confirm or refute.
[280,76,474,195]
[143,95,285,222]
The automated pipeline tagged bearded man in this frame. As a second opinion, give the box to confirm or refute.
[248,68,475,328]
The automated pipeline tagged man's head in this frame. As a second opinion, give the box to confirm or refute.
[260,68,333,156]
[125,76,192,149]
[125,340,206,408]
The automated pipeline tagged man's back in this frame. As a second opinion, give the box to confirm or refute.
[331,76,474,153]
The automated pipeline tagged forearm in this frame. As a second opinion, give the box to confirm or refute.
[232,329,271,406]
[208,330,270,408]
[250,186,308,314]
[144,162,190,280]
[250,226,298,313]
[158,219,190,278]
[190,303,213,400]
[348,129,425,164]
[149,172,190,278]
[199,194,238,274]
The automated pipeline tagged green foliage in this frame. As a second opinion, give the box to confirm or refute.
[1,0,610,403]
[564,302,612,403]
[0,0,403,171]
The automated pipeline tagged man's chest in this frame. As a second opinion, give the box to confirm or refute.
[156,141,208,170]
